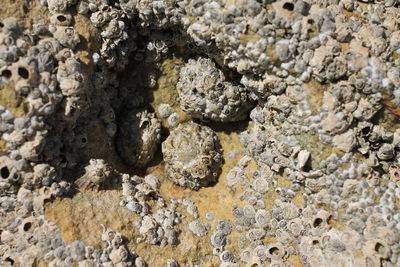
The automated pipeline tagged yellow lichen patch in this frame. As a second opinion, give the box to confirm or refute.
[74,14,99,70]
[240,30,262,45]
[36,259,48,267]
[265,4,273,9]
[287,255,302,266]
[0,0,49,28]
[262,187,280,211]
[45,190,139,248]
[341,9,364,23]
[340,42,350,52]
[0,83,28,117]
[292,186,305,208]
[153,56,184,109]
[295,132,344,169]
[0,139,6,152]
[151,56,191,125]
[302,80,330,115]
[266,44,280,66]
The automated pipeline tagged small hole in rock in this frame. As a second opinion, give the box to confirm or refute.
[5,257,14,265]
[60,156,67,164]
[140,121,149,129]
[269,247,280,256]
[12,173,19,181]
[0,22,4,28]
[282,2,294,11]
[82,137,87,144]
[312,240,319,245]
[23,102,30,114]
[1,166,10,178]
[23,222,32,231]
[193,88,198,94]
[313,218,323,228]
[1,69,12,79]
[362,126,371,135]
[375,242,385,254]
[326,215,333,224]
[18,67,29,79]
[57,15,67,22]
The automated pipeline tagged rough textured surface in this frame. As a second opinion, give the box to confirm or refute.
[1,0,400,266]
[162,121,222,190]
[177,57,251,122]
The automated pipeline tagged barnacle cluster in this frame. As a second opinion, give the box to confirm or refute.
[162,121,222,190]
[0,0,400,266]
[176,57,251,122]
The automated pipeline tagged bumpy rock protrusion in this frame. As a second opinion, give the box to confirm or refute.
[177,57,251,122]
[162,121,222,190]
[116,108,161,167]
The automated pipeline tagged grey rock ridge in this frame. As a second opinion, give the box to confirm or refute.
[0,0,400,266]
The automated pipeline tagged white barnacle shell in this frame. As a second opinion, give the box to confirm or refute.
[75,159,113,190]
[38,37,62,56]
[210,230,227,248]
[166,258,180,267]
[7,58,39,94]
[47,0,72,14]
[253,177,269,194]
[19,132,45,162]
[254,209,270,228]
[266,242,286,261]
[53,26,80,49]
[139,215,157,235]
[144,174,160,190]
[167,112,180,128]
[332,129,357,153]
[296,150,311,170]
[100,224,116,243]
[188,220,210,237]
[109,246,128,264]
[377,144,395,161]
[158,103,173,119]
[90,11,110,27]
[101,19,123,39]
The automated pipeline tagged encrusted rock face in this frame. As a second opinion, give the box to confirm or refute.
[162,121,222,190]
[176,57,251,122]
[116,108,161,167]
[1,0,400,266]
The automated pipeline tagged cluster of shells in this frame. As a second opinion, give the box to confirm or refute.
[0,0,400,266]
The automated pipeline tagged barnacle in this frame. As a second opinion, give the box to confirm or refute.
[162,121,222,190]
